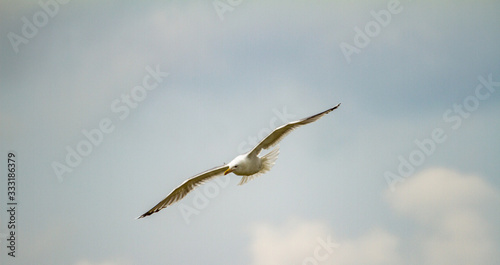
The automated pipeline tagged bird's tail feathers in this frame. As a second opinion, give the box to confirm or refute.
[261,145,280,172]
[238,146,280,185]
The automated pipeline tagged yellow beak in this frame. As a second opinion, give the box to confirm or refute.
[224,168,233,175]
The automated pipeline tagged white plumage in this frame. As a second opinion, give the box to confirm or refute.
[138,103,340,219]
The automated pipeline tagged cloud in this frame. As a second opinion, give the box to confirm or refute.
[331,229,400,265]
[249,168,499,265]
[249,218,333,265]
[386,168,500,265]
[386,168,499,222]
[249,218,400,265]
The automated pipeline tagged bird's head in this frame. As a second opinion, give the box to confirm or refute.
[224,165,237,175]
[224,155,246,175]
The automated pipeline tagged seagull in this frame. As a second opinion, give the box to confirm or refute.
[137,103,341,218]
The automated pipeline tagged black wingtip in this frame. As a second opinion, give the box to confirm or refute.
[137,208,162,219]
[327,103,341,112]
[136,212,149,219]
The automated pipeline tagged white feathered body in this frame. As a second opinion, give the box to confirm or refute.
[231,146,280,185]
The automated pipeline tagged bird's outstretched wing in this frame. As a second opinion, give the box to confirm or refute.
[137,164,228,219]
[249,103,341,157]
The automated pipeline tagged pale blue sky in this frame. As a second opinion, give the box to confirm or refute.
[1,1,500,264]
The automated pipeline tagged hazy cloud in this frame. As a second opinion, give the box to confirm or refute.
[386,168,500,265]
[250,168,499,265]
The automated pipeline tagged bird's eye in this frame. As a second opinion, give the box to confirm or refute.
[234,165,238,168]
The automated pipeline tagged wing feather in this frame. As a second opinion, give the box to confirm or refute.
[249,103,340,156]
[137,164,229,219]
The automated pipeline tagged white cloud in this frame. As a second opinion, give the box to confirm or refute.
[387,168,499,223]
[329,228,400,265]
[422,210,495,265]
[249,218,333,265]
[249,168,499,265]
[386,168,500,265]
[249,219,399,265]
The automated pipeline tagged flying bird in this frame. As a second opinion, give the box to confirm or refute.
[137,103,341,218]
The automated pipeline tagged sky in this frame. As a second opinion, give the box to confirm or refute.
[1,0,500,264]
